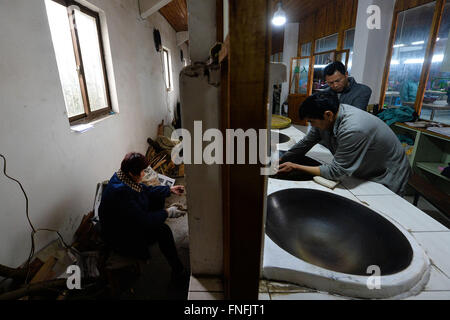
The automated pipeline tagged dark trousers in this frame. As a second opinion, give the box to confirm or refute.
[148,223,184,273]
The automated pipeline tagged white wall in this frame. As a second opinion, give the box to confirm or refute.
[352,0,395,104]
[187,0,217,62]
[0,0,183,268]
[182,0,223,276]
[280,23,299,107]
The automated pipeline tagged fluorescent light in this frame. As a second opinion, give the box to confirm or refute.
[391,60,400,65]
[314,65,328,69]
[405,58,424,64]
[412,41,425,45]
[393,44,405,48]
[404,55,444,64]
[432,54,444,62]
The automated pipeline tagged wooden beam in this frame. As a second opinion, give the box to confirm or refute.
[140,0,173,19]
[225,0,270,300]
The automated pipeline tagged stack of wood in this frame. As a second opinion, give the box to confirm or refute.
[0,211,106,300]
[146,137,184,178]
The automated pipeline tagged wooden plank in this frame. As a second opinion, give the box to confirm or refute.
[288,94,308,125]
[217,0,224,42]
[226,0,270,300]
[340,0,354,31]
[219,35,229,63]
[350,0,358,28]
[314,6,327,39]
[159,0,188,32]
[30,257,57,284]
[220,55,230,296]
[325,2,337,37]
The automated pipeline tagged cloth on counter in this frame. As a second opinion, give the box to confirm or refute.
[377,106,416,126]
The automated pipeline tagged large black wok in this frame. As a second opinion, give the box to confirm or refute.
[266,188,413,275]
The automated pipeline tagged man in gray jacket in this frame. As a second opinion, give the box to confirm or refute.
[323,61,372,111]
[279,92,411,195]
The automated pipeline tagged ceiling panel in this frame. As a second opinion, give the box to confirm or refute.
[159,0,188,32]
[158,0,335,34]
[272,0,332,23]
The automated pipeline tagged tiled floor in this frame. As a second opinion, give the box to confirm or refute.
[187,276,224,300]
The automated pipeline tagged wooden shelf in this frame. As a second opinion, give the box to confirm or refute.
[416,162,450,182]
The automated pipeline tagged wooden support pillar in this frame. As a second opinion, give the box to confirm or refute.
[223,0,270,300]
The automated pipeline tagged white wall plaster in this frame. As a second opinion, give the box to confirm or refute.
[352,0,395,105]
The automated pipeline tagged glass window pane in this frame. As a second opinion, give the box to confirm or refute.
[75,9,108,112]
[421,0,450,125]
[384,2,436,109]
[45,0,84,118]
[313,52,335,92]
[290,57,310,94]
[336,51,348,67]
[301,42,311,57]
[344,29,355,74]
[315,34,338,53]
[164,50,171,90]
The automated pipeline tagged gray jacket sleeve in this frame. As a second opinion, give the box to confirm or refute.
[282,127,321,160]
[320,129,373,180]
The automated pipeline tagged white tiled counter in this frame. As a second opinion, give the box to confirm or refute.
[262,125,450,300]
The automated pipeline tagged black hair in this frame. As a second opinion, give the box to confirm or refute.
[121,152,149,176]
[299,92,340,120]
[324,61,347,78]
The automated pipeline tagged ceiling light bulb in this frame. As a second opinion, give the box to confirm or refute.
[272,2,286,26]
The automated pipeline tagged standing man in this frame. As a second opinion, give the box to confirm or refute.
[323,61,372,111]
[279,92,411,195]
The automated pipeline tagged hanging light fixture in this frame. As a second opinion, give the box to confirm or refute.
[272,1,287,26]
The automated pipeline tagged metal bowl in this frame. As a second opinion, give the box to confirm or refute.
[266,188,413,275]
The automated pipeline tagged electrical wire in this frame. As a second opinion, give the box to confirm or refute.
[0,154,71,285]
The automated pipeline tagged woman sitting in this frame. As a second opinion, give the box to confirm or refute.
[98,152,186,276]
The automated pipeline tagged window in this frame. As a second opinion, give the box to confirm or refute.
[344,29,355,74]
[419,0,450,125]
[163,47,173,91]
[290,57,310,95]
[45,0,111,124]
[315,34,338,54]
[300,42,311,57]
[383,2,436,109]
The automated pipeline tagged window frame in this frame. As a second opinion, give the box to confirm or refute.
[379,0,447,121]
[49,0,112,124]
